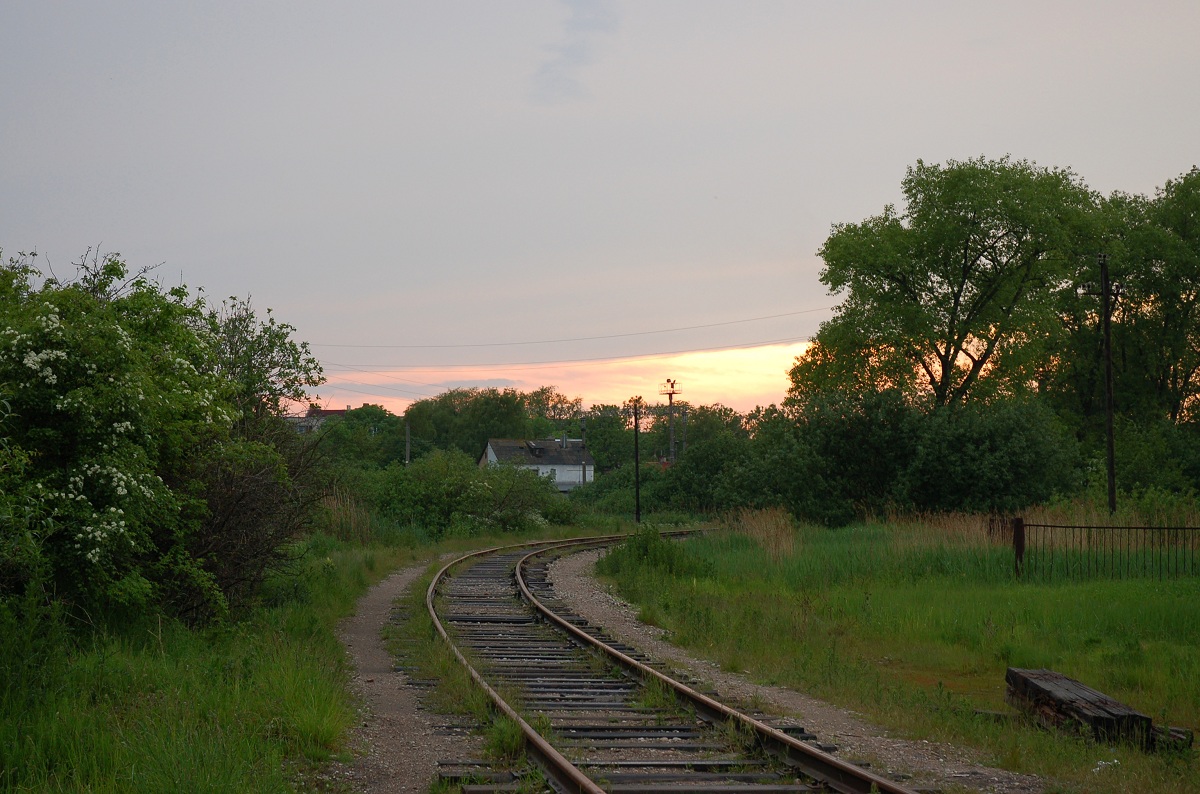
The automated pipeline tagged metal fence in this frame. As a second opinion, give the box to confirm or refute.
[1002,517,1200,581]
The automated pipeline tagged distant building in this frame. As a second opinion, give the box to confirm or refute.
[478,438,594,492]
[287,404,352,433]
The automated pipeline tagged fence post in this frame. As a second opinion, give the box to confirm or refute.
[1013,517,1025,579]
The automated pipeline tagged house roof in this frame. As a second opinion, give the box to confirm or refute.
[305,405,352,418]
[483,439,595,467]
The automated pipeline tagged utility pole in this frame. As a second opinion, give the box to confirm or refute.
[405,417,411,465]
[659,378,681,464]
[632,397,642,524]
[1100,253,1117,515]
[1082,254,1119,515]
[680,406,688,456]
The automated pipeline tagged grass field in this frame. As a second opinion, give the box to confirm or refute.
[596,510,1200,793]
[0,512,631,793]
[0,534,427,792]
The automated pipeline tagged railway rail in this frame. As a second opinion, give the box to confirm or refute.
[426,533,918,794]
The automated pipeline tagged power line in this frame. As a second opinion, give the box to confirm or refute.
[310,307,832,349]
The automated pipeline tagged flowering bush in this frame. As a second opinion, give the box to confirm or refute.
[0,251,322,623]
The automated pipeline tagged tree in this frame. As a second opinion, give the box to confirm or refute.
[580,404,631,473]
[896,399,1079,513]
[201,296,323,425]
[795,157,1096,408]
[1118,167,1200,423]
[0,250,324,622]
[525,386,583,438]
[404,387,528,456]
[319,404,407,470]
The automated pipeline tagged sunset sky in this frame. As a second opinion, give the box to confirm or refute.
[4,2,1198,416]
[320,340,812,415]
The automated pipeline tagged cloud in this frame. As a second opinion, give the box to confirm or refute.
[530,0,618,105]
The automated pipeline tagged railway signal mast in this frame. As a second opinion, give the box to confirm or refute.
[660,378,681,464]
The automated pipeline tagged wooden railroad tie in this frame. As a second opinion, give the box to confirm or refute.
[1005,667,1193,752]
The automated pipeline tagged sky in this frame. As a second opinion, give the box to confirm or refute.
[3,1,1198,414]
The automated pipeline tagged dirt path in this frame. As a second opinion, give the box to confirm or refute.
[327,562,481,793]
[548,549,1046,794]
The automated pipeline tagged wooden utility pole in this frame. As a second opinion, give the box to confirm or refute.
[1100,253,1117,515]
[660,379,681,464]
[632,398,641,523]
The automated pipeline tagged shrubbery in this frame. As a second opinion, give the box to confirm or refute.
[379,450,578,536]
[317,412,579,538]
[0,251,322,626]
[571,394,1088,526]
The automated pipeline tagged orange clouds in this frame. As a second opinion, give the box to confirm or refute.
[315,341,809,416]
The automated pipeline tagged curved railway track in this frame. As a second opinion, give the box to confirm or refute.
[426,534,918,794]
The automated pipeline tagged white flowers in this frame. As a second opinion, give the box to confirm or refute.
[76,511,129,565]
[36,311,62,332]
[21,348,67,385]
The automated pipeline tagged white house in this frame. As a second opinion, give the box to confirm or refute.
[478,438,595,492]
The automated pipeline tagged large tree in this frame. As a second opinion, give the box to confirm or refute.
[793,157,1096,408]
[1040,167,1200,430]
[1120,167,1200,423]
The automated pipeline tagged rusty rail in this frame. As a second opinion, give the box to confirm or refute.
[426,537,612,794]
[428,530,919,793]
[516,543,916,794]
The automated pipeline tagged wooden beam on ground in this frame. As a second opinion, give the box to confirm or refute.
[1005,668,1192,752]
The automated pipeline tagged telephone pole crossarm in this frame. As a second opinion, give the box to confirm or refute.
[659,378,682,465]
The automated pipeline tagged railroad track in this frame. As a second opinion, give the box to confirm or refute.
[426,534,918,794]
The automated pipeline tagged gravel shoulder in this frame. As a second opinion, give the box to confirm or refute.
[547,548,1045,794]
[328,561,482,793]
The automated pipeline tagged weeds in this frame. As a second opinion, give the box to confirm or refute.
[0,535,422,792]
[722,506,797,561]
[636,676,681,713]
[484,715,527,761]
[597,510,1200,792]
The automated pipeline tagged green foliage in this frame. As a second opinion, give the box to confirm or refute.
[317,400,581,540]
[0,249,324,624]
[897,400,1080,513]
[596,525,714,580]
[403,385,583,458]
[202,295,323,426]
[580,404,632,473]
[770,160,1200,522]
[0,533,416,793]
[802,156,1095,408]
[578,393,1079,526]
[371,449,576,537]
[318,403,408,470]
[483,715,526,761]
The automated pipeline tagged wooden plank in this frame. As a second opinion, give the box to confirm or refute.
[1005,668,1154,749]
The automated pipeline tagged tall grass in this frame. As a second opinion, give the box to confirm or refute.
[597,513,1200,793]
[722,506,796,562]
[319,486,379,544]
[1033,489,1200,528]
[0,534,423,793]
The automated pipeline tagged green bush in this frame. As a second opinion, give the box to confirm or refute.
[0,251,322,624]
[596,525,714,579]
[897,399,1080,513]
[370,449,575,537]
